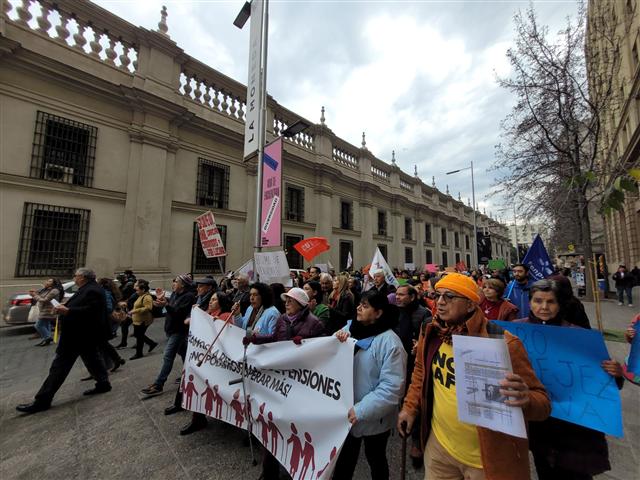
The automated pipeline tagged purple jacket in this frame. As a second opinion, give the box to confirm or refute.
[253,307,325,343]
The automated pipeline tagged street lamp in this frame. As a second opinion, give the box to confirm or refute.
[281,119,311,138]
[446,161,477,267]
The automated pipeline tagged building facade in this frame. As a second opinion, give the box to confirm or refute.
[0,0,511,298]
[586,0,640,273]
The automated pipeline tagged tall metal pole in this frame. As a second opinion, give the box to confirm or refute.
[470,160,477,268]
[254,0,269,254]
[513,203,519,263]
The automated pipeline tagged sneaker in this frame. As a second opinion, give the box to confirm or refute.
[141,384,163,397]
[618,302,623,306]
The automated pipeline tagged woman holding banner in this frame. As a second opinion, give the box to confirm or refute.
[333,290,407,480]
[231,283,279,336]
[518,279,624,480]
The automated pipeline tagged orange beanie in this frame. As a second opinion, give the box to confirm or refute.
[434,273,481,303]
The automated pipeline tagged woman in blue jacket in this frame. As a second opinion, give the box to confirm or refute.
[231,282,279,336]
[333,289,407,480]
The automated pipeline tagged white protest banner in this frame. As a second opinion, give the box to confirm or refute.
[452,335,527,438]
[254,250,290,285]
[403,263,415,271]
[315,263,328,273]
[184,308,354,479]
[235,259,255,281]
[370,247,400,288]
[195,211,227,258]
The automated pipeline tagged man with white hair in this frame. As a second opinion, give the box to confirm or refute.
[16,267,112,414]
[319,272,334,305]
[370,269,390,297]
[232,274,251,315]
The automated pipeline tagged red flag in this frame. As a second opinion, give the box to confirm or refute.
[455,261,467,272]
[293,237,330,262]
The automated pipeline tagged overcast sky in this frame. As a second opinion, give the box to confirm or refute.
[93,0,580,223]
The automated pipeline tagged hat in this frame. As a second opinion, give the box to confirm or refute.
[195,277,216,286]
[435,272,481,303]
[281,287,309,307]
[176,273,193,287]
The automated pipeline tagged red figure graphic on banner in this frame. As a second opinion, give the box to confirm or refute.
[299,432,316,480]
[245,394,254,434]
[229,389,245,427]
[286,422,303,479]
[201,379,215,416]
[184,374,199,410]
[256,402,270,448]
[267,411,284,459]
[316,446,337,478]
[212,385,224,419]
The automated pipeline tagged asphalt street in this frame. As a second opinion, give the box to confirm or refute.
[0,299,638,479]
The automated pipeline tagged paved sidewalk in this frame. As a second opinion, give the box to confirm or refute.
[0,316,638,479]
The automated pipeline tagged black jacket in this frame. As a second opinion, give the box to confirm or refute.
[164,289,196,335]
[613,271,635,289]
[395,303,432,355]
[59,280,108,346]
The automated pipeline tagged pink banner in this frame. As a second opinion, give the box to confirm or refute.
[261,138,282,247]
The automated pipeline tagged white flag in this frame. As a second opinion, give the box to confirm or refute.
[346,251,353,270]
[370,247,400,287]
[235,259,255,281]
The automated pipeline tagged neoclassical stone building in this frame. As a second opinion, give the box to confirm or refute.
[0,0,511,296]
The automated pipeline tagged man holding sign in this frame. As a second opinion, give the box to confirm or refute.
[397,273,550,480]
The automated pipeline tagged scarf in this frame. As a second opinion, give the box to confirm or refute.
[432,306,485,345]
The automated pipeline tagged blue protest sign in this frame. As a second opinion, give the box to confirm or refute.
[493,321,623,437]
[627,322,640,374]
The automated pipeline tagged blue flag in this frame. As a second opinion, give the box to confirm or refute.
[627,321,640,374]
[521,234,554,281]
[493,321,623,437]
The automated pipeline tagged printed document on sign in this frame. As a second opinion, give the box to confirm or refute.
[452,335,527,438]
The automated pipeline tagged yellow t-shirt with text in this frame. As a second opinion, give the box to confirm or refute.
[431,341,483,468]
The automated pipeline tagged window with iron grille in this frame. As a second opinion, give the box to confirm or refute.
[442,251,448,267]
[191,222,227,274]
[404,217,413,240]
[454,232,460,248]
[465,234,470,250]
[377,210,387,236]
[405,247,413,264]
[340,241,353,271]
[285,185,305,222]
[466,254,471,267]
[441,228,448,245]
[196,159,230,209]
[30,111,97,187]
[426,249,433,264]
[425,223,432,243]
[284,234,303,269]
[16,203,90,277]
[455,253,461,264]
[377,244,388,260]
[340,201,353,230]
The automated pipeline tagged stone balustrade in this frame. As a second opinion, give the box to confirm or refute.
[371,162,391,183]
[4,0,139,72]
[332,141,358,170]
[273,114,314,151]
[399,178,413,191]
[178,70,245,121]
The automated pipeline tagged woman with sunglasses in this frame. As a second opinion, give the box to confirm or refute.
[518,279,623,480]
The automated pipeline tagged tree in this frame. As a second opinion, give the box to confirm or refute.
[493,2,627,300]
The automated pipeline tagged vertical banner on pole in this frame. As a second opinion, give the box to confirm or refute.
[243,0,264,159]
[261,138,282,247]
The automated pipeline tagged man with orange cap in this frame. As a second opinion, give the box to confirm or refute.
[397,273,550,480]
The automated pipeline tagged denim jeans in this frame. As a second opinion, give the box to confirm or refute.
[154,333,187,387]
[35,317,53,340]
[617,287,633,304]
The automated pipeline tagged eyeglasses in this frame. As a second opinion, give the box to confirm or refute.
[432,291,467,302]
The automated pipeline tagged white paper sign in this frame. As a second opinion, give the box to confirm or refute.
[50,299,61,308]
[452,335,527,439]
[254,250,290,285]
[184,308,354,479]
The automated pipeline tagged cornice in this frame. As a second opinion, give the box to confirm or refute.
[170,202,247,220]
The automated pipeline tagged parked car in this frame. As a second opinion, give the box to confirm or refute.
[2,281,77,326]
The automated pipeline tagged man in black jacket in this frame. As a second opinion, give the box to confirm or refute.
[613,265,634,307]
[16,268,111,414]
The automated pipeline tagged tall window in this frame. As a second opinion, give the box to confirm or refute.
[377,244,388,260]
[455,252,461,264]
[285,186,305,222]
[196,159,230,209]
[30,111,97,187]
[340,241,353,271]
[284,234,303,269]
[404,217,413,240]
[425,224,432,243]
[340,201,353,230]
[466,254,471,267]
[404,247,413,264]
[16,203,90,277]
[465,234,470,250]
[426,249,433,264]
[377,210,387,236]
[454,232,460,248]
[441,228,448,245]
[442,251,448,267]
[191,222,227,273]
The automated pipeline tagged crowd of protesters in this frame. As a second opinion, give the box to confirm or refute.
[14,259,639,480]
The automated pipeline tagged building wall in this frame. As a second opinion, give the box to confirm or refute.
[0,1,511,300]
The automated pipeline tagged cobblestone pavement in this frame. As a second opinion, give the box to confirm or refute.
[0,301,637,479]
